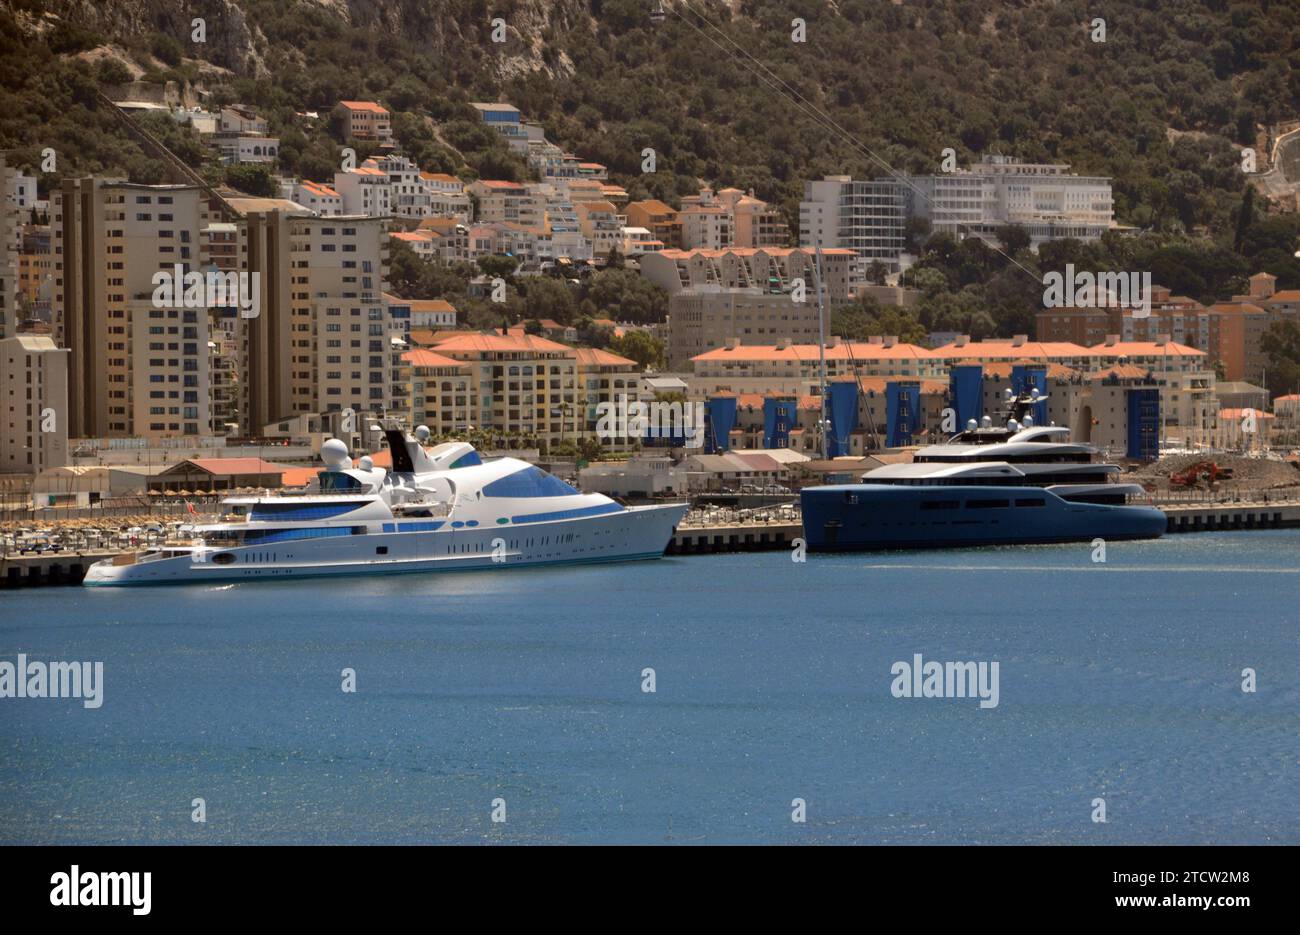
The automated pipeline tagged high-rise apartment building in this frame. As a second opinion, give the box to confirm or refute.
[0,155,19,339]
[53,179,215,439]
[0,334,68,473]
[238,206,398,430]
[799,176,908,270]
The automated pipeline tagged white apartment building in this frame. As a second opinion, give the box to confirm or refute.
[333,164,391,217]
[679,192,732,249]
[420,172,471,220]
[575,200,622,257]
[290,180,343,216]
[800,176,908,270]
[468,180,544,227]
[213,134,279,165]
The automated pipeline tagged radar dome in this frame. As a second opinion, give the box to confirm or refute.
[414,425,431,442]
[1007,419,1020,432]
[358,455,374,470]
[980,415,993,428]
[967,419,978,431]
[1023,415,1034,427]
[321,437,350,467]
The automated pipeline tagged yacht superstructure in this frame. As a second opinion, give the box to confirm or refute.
[84,426,687,585]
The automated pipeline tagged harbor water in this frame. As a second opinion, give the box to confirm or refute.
[1,531,1297,844]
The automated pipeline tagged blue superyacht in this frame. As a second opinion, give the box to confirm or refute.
[800,389,1167,551]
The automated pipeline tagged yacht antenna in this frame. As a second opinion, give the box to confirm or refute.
[815,247,829,461]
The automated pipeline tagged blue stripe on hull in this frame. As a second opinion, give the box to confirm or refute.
[800,484,1166,552]
[83,550,671,588]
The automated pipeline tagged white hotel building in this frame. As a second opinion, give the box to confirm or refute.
[908,155,1113,247]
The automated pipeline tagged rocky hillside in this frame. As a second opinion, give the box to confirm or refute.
[3,0,1296,229]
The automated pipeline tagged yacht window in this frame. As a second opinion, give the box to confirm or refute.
[482,466,579,498]
[250,501,367,521]
[319,471,364,491]
[920,500,959,510]
[1014,498,1046,507]
[966,499,1010,509]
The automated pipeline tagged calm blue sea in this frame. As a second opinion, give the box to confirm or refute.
[1,531,1297,844]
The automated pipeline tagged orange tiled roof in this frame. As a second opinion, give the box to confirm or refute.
[1089,341,1205,356]
[1089,364,1153,380]
[693,342,935,363]
[432,333,573,354]
[573,347,636,367]
[402,348,468,369]
[658,247,857,258]
[299,180,339,197]
[933,340,1101,359]
[339,101,389,113]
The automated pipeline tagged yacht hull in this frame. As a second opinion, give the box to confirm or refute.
[83,503,687,586]
[800,484,1166,552]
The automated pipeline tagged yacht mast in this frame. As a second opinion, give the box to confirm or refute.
[815,247,828,461]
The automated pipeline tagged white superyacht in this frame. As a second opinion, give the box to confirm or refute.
[84,426,687,586]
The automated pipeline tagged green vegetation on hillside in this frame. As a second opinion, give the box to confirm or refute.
[2,0,1298,340]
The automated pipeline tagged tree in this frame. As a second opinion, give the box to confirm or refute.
[225,164,277,197]
[581,268,668,324]
[520,276,577,324]
[997,224,1031,254]
[96,58,132,85]
[1233,187,1255,255]
[476,254,519,280]
[1261,320,1300,397]
[609,330,665,369]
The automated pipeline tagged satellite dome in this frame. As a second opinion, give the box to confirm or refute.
[321,437,350,467]
[1023,415,1034,427]
[967,419,978,431]
[358,455,374,470]
[980,415,993,428]
[1005,387,1014,398]
[1007,419,1020,432]
[414,425,431,442]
